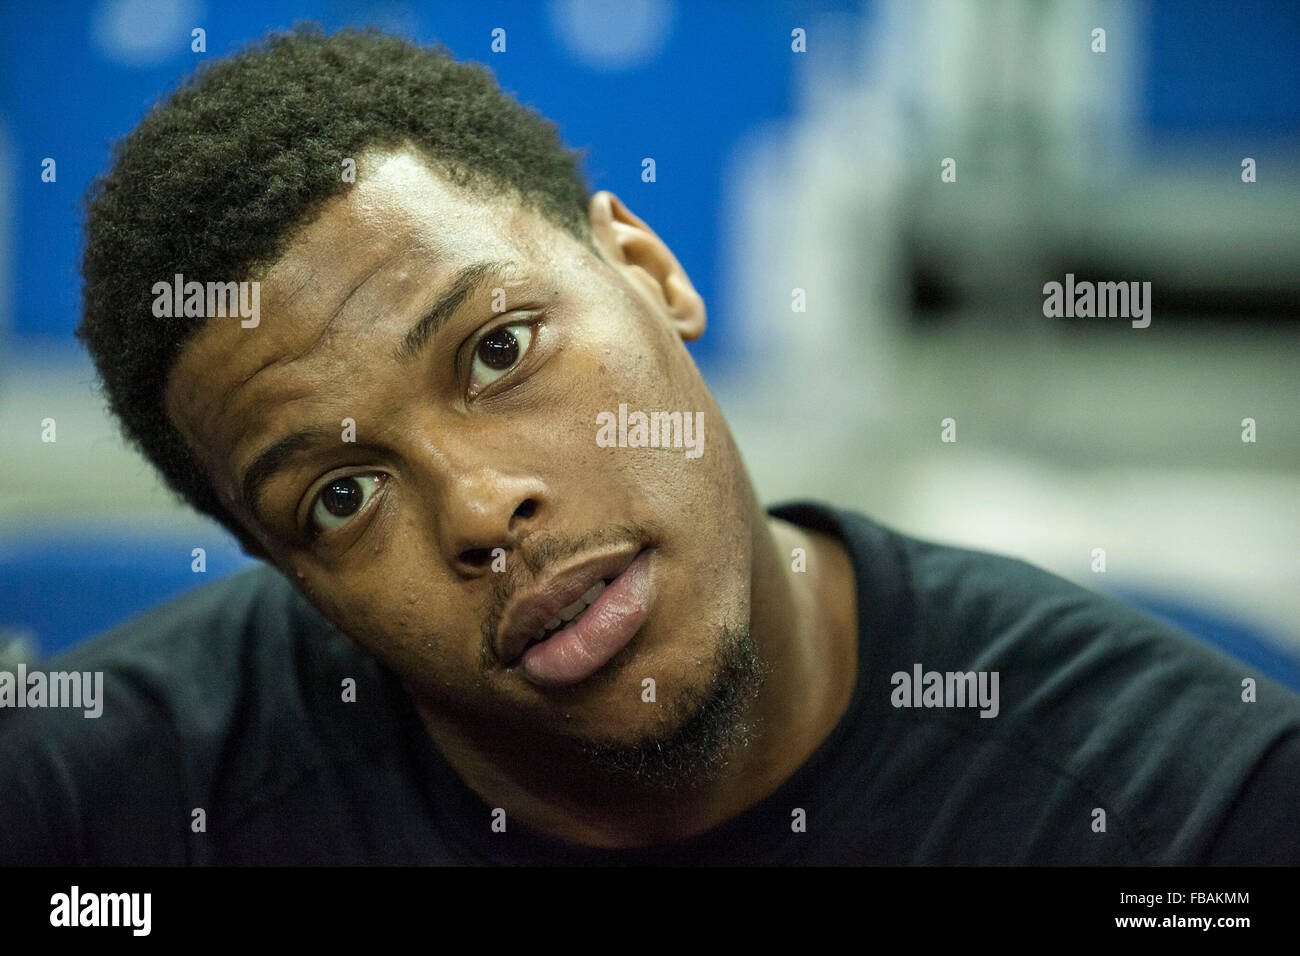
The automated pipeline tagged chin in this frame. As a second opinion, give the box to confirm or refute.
[550,621,768,790]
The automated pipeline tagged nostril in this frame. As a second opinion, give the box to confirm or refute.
[459,547,495,567]
[513,498,537,520]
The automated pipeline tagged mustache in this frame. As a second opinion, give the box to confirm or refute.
[478,522,652,664]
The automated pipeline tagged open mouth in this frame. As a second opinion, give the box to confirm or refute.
[523,578,614,651]
[501,548,655,688]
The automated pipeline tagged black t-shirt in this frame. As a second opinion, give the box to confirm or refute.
[3,502,1298,865]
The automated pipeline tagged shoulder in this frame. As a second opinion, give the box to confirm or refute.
[0,564,383,864]
[885,517,1300,863]
[781,502,1300,863]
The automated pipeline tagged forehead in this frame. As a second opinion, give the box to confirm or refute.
[258,149,550,330]
[163,148,574,501]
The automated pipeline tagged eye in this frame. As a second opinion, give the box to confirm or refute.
[309,474,384,534]
[469,323,534,394]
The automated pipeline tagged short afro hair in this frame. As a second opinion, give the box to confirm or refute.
[77,25,592,551]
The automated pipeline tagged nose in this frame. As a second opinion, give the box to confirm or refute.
[439,468,547,577]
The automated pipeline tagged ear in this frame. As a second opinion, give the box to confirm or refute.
[587,190,706,341]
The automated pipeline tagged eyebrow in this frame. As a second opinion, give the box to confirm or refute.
[394,259,515,363]
[239,424,339,528]
[238,259,518,529]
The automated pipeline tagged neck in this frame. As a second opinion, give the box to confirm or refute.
[411,497,858,848]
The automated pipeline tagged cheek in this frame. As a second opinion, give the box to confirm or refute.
[294,544,478,680]
[570,313,750,582]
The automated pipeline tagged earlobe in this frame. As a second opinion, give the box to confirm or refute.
[587,191,707,342]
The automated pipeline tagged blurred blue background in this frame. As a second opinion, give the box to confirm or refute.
[1,0,1298,690]
[2,0,826,360]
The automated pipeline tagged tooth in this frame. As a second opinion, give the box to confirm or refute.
[558,597,587,621]
[544,617,562,630]
[581,581,606,604]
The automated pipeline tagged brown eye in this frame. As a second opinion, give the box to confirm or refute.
[478,327,520,369]
[311,474,383,533]
[469,323,534,392]
[322,478,362,517]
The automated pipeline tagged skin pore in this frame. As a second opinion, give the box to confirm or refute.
[164,147,859,849]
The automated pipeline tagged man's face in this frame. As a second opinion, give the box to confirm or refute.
[166,149,756,758]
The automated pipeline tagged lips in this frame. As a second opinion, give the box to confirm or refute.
[534,578,609,643]
[516,550,653,687]
[496,545,643,668]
